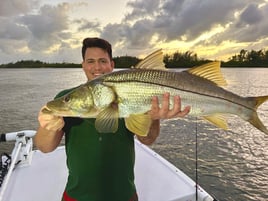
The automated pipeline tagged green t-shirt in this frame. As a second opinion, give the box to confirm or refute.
[57,88,136,201]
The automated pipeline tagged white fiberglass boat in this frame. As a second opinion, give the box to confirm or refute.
[0,130,217,201]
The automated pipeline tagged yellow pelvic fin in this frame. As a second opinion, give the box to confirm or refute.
[95,104,119,133]
[125,114,152,136]
[203,114,228,130]
[133,49,166,70]
[187,61,227,87]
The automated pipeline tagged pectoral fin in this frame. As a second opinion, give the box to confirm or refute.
[125,114,152,136]
[203,114,228,130]
[95,105,119,133]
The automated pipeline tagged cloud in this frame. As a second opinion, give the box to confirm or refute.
[19,3,71,49]
[0,0,37,17]
[204,3,268,45]
[159,0,247,40]
[124,0,161,21]
[238,3,263,25]
[100,0,268,58]
[235,3,268,41]
[0,2,73,63]
[0,18,30,40]
[75,19,101,33]
[1,0,268,64]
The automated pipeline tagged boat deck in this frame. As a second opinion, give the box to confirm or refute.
[1,140,213,201]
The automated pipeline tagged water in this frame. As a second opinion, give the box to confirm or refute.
[0,68,267,201]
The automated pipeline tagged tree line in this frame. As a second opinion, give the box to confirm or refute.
[163,49,268,67]
[0,60,81,68]
[1,49,268,68]
[223,49,268,67]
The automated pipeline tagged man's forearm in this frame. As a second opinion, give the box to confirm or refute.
[34,126,64,153]
[137,119,160,145]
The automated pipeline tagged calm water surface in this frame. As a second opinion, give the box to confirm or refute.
[0,68,267,201]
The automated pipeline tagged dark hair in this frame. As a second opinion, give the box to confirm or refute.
[82,37,112,60]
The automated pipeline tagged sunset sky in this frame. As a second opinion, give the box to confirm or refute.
[1,0,268,64]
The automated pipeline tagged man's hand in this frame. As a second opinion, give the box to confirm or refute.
[34,106,65,153]
[148,92,190,120]
[137,93,190,145]
[38,106,65,132]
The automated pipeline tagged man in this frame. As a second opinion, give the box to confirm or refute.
[34,37,190,201]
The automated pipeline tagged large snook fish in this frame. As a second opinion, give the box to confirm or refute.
[43,50,268,136]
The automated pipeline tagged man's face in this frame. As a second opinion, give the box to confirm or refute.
[82,47,114,80]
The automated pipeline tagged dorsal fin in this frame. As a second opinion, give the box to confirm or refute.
[187,61,227,86]
[133,49,166,70]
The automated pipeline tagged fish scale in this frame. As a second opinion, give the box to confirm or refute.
[102,79,234,117]
[101,69,254,113]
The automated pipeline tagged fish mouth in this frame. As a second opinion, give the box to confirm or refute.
[41,106,53,114]
[42,104,75,117]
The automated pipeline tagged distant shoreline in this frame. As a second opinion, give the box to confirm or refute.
[1,48,268,68]
[1,65,268,68]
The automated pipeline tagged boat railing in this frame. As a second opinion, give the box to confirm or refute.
[0,130,36,201]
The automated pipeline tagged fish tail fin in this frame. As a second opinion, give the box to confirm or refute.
[248,96,268,135]
[253,95,268,109]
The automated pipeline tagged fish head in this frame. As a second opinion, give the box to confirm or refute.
[44,84,98,118]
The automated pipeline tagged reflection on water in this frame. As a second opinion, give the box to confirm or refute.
[154,115,268,200]
[0,68,268,201]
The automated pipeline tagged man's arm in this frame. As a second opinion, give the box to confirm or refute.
[136,119,160,145]
[34,107,65,153]
[137,93,190,145]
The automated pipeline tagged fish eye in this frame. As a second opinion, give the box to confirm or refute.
[63,95,70,103]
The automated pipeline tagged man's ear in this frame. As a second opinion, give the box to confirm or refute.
[82,60,86,71]
[111,60,115,70]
